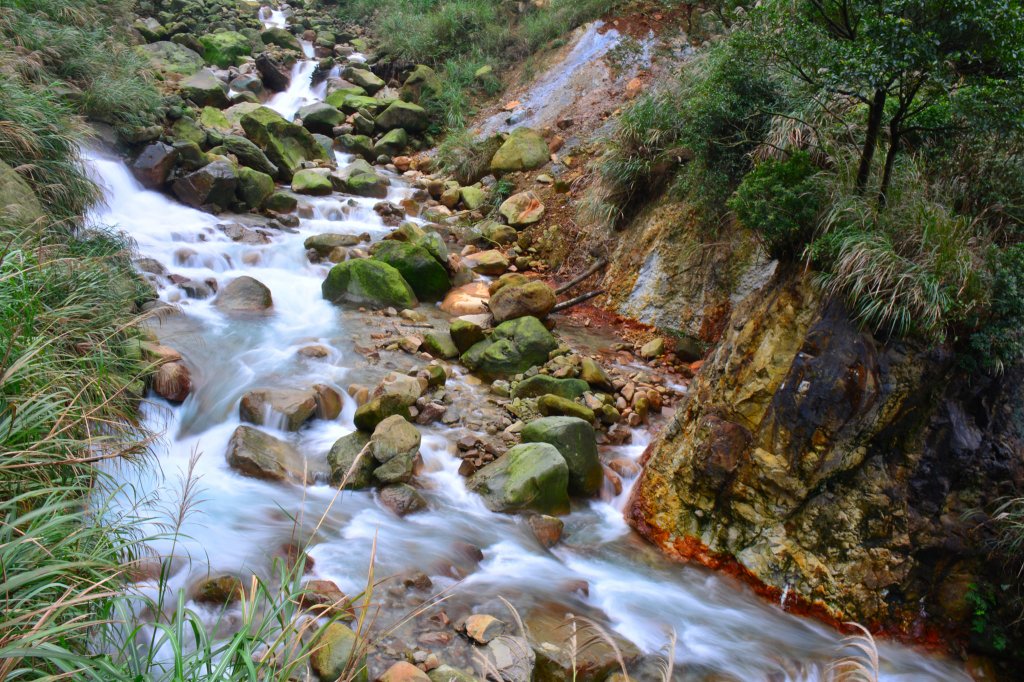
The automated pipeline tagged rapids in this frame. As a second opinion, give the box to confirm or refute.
[82,6,968,681]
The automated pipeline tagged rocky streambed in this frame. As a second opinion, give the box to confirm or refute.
[88,3,973,680]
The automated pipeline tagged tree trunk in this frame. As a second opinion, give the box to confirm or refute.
[878,120,902,208]
[856,89,887,193]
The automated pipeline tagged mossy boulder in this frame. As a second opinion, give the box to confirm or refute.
[216,135,279,176]
[521,416,602,496]
[370,241,450,301]
[354,394,412,432]
[311,623,368,682]
[333,160,389,198]
[200,106,232,132]
[423,332,459,359]
[450,318,486,353]
[265,191,297,213]
[580,357,613,390]
[240,106,328,181]
[375,100,429,133]
[342,66,385,94]
[512,375,588,400]
[179,69,229,108]
[400,64,442,103]
[335,134,375,161]
[171,116,206,146]
[261,26,303,53]
[461,316,558,379]
[469,442,570,515]
[475,219,516,245]
[460,186,487,210]
[373,128,408,158]
[326,431,374,489]
[322,258,417,309]
[199,31,251,67]
[538,394,595,422]
[298,102,345,136]
[292,169,333,195]
[139,41,204,76]
[304,233,364,256]
[490,280,556,323]
[325,87,368,107]
[490,128,549,173]
[235,166,275,210]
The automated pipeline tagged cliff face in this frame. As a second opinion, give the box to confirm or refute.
[625,268,1024,639]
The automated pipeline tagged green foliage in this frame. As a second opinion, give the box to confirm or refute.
[966,583,1010,652]
[729,151,824,259]
[433,128,503,184]
[966,246,1024,373]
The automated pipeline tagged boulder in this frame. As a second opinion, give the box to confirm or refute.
[193,575,244,605]
[373,128,408,158]
[171,117,206,146]
[179,69,229,108]
[333,160,388,198]
[579,358,613,391]
[464,250,509,276]
[138,41,204,76]
[342,66,385,94]
[239,388,317,431]
[441,282,489,316]
[335,134,374,161]
[461,316,558,379]
[375,100,429,132]
[489,281,556,322]
[460,186,487,211]
[499,191,545,227]
[256,52,291,92]
[469,442,570,515]
[153,362,191,402]
[521,417,602,496]
[423,332,459,359]
[199,31,251,67]
[372,372,426,407]
[322,258,417,309]
[226,425,309,483]
[230,74,264,96]
[512,375,588,400]
[261,26,303,53]
[214,276,273,312]
[235,166,275,210]
[639,337,664,359]
[292,169,333,195]
[311,623,368,682]
[370,241,450,301]
[369,414,420,464]
[490,128,550,173]
[200,106,232,132]
[379,484,427,516]
[326,431,374,489]
[380,662,430,682]
[305,233,364,257]
[330,93,391,116]
[264,191,297,213]
[298,102,346,136]
[172,160,237,211]
[354,394,412,432]
[373,451,419,484]
[131,142,177,189]
[537,395,595,422]
[450,318,486,353]
[216,135,279,176]
[400,64,441,103]
[240,106,328,181]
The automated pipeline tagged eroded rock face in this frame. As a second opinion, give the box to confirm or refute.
[628,273,1024,636]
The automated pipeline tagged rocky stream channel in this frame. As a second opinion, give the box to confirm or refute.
[86,6,970,681]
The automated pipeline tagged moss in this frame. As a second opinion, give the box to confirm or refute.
[322,258,418,309]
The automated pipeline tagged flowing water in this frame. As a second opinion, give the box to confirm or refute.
[81,6,969,680]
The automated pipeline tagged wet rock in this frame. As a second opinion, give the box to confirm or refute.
[298,102,346,136]
[423,332,459,359]
[179,69,229,107]
[579,358,613,391]
[374,372,426,406]
[292,168,334,195]
[322,258,417,309]
[255,52,291,92]
[239,388,317,431]
[139,40,204,76]
[461,316,558,380]
[371,241,450,301]
[354,394,412,432]
[370,414,421,464]
[374,128,408,158]
[192,574,244,605]
[485,635,535,682]
[538,395,595,423]
[241,106,328,181]
[226,425,310,483]
[335,133,375,161]
[450,318,486,353]
[464,249,509,276]
[229,74,264,96]
[512,375,588,400]
[216,135,279,176]
[376,100,429,132]
[374,451,420,484]
[333,159,389,198]
[527,609,639,682]
[639,338,665,359]
[178,278,214,299]
[489,281,556,323]
[235,167,275,210]
[380,662,430,682]
[441,282,490,316]
[490,128,550,173]
[327,431,374,489]
[265,191,298,213]
[526,514,564,548]
[465,614,505,644]
[153,361,192,402]
[311,622,368,682]
[261,27,303,53]
[469,442,570,515]
[304,232,364,257]
[172,160,237,211]
[379,483,427,516]
[314,384,343,420]
[214,276,273,312]
[522,417,602,497]
[299,579,353,619]
[498,192,544,227]
[131,142,177,188]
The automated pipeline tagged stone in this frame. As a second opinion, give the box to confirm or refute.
[489,281,556,322]
[264,191,297,213]
[537,395,595,422]
[299,579,353,619]
[512,375,588,400]
[639,338,665,359]
[400,64,442,102]
[322,258,417,309]
[490,128,550,173]
[460,186,487,211]
[241,106,328,181]
[498,191,545,227]
[341,66,386,94]
[373,127,408,158]
[172,160,237,211]
[461,316,558,380]
[333,160,389,198]
[199,31,251,67]
[579,358,613,391]
[298,102,346,136]
[373,372,426,407]
[464,250,509,276]
[261,27,303,53]
[192,575,244,605]
[476,219,516,245]
[131,142,177,188]
[239,388,317,431]
[314,384,343,420]
[527,609,639,682]
[485,636,535,682]
[335,133,375,161]
[427,666,479,682]
[374,451,419,484]
[230,74,264,96]
[526,514,564,547]
[311,622,368,682]
[370,414,420,464]
[489,273,528,296]
[465,614,505,644]
[214,276,273,312]
[180,69,230,108]
[379,484,427,516]
[292,169,334,195]
[327,431,374,489]
[450,318,486,353]
[423,332,459,359]
[226,425,309,483]
[441,282,489,316]
[256,52,291,92]
[371,240,450,301]
[376,100,429,132]
[521,417,602,496]
[200,106,232,132]
[305,233,364,257]
[469,442,570,515]
[234,166,273,209]
[139,41,204,76]
[354,394,412,432]
[380,662,430,682]
[153,362,191,402]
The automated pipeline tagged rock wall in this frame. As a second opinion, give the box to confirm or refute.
[627,269,1024,643]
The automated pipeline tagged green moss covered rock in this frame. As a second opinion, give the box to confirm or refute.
[490,128,549,173]
[521,416,602,496]
[322,258,417,309]
[469,442,570,515]
[370,241,450,301]
[199,31,251,68]
[461,316,558,379]
[240,106,328,181]
[511,375,588,400]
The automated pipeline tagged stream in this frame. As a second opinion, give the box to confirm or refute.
[83,6,968,681]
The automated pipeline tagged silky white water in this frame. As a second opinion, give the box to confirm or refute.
[80,8,970,680]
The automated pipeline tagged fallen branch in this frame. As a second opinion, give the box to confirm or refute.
[554,258,607,295]
[552,289,604,313]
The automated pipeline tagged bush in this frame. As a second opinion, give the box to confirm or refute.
[729,151,824,259]
[966,245,1024,373]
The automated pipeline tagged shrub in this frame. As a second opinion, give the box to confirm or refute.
[729,151,824,259]
[966,245,1024,373]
